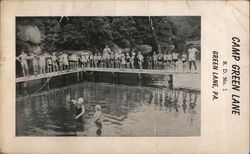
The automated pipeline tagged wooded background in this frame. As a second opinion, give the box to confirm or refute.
[16,16,200,55]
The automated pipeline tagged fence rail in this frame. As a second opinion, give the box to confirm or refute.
[16,67,199,83]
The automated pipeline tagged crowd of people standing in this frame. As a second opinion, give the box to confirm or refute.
[16,44,199,77]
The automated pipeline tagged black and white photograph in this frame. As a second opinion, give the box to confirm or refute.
[16,16,201,137]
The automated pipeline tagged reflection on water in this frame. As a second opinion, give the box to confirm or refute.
[16,81,200,136]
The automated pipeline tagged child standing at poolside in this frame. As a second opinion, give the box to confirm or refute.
[47,57,52,73]
[97,52,102,68]
[147,55,153,69]
[152,52,158,69]
[93,53,98,68]
[81,53,88,69]
[100,55,104,68]
[51,52,58,72]
[181,52,188,71]
[114,51,120,68]
[89,53,94,68]
[110,52,115,68]
[39,53,46,74]
[130,49,136,69]
[16,51,29,77]
[32,56,38,76]
[172,50,179,70]
[163,52,168,69]
[63,53,69,71]
[121,53,126,69]
[157,52,163,69]
[167,51,173,70]
[137,51,144,70]
[57,52,64,71]
[126,52,131,69]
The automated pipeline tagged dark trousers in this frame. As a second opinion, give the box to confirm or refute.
[189,60,197,70]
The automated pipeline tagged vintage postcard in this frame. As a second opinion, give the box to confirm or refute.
[0,0,249,154]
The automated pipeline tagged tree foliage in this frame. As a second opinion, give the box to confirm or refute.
[16,16,200,55]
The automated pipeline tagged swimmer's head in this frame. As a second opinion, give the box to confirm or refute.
[95,105,101,111]
[78,97,84,104]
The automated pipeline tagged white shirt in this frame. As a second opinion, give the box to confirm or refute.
[137,54,144,61]
[188,48,198,61]
[167,54,172,60]
[89,55,94,60]
[52,55,57,62]
[115,52,120,60]
[172,53,179,60]
[63,54,69,65]
[163,54,168,60]
[39,55,46,65]
[121,54,126,64]
[103,48,111,59]
[81,55,87,62]
[97,55,102,60]
[153,54,158,61]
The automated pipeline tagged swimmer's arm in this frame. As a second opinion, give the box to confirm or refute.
[93,112,100,122]
[195,48,200,54]
[16,56,21,62]
[75,106,85,119]
[71,99,77,105]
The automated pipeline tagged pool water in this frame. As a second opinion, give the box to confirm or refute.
[16,81,200,136]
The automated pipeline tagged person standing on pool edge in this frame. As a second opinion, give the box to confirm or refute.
[103,45,112,68]
[137,51,144,70]
[16,51,29,77]
[187,43,199,72]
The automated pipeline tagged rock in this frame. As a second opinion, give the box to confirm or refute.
[18,26,42,44]
[136,45,152,54]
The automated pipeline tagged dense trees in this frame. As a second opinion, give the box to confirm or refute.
[16,16,200,55]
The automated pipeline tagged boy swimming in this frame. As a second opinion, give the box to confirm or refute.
[93,104,105,136]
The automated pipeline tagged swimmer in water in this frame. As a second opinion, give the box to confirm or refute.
[71,97,86,121]
[93,105,105,136]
